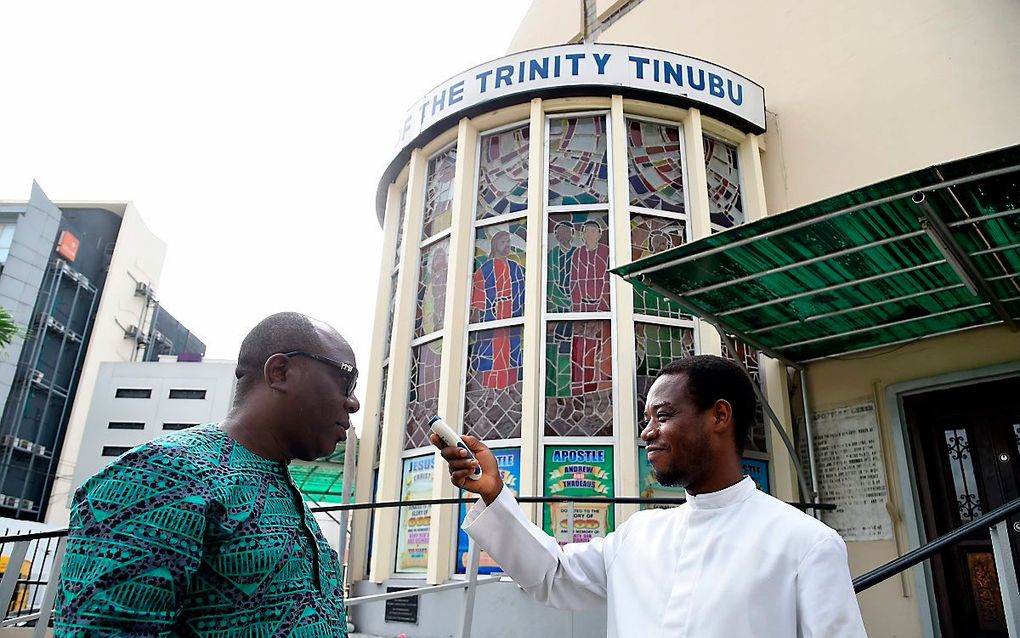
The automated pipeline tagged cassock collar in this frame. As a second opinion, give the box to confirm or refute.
[686,476,756,511]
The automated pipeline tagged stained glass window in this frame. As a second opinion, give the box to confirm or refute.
[470,222,527,324]
[944,428,982,522]
[635,323,696,429]
[545,320,613,436]
[548,116,609,206]
[704,135,744,230]
[422,147,457,239]
[547,212,611,313]
[406,339,443,450]
[394,185,408,271]
[414,239,449,338]
[383,272,398,360]
[374,366,388,466]
[721,339,767,453]
[477,125,529,220]
[630,213,688,319]
[464,326,524,440]
[627,119,685,213]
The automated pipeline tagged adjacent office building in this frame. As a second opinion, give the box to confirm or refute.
[350,1,1020,636]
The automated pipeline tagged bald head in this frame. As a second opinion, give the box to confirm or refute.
[233,312,348,403]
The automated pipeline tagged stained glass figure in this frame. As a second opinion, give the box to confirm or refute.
[477,125,529,220]
[721,338,767,453]
[545,320,613,436]
[414,239,449,338]
[635,323,696,430]
[630,213,688,319]
[548,116,609,206]
[374,366,388,466]
[471,222,527,324]
[547,212,611,313]
[422,147,457,239]
[394,185,407,271]
[464,326,524,440]
[703,136,744,230]
[405,339,443,450]
[627,119,685,213]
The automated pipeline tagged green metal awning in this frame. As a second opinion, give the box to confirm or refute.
[291,447,348,504]
[613,144,1020,364]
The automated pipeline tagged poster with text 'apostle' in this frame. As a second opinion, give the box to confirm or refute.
[456,448,521,574]
[544,446,614,544]
[395,454,434,573]
[810,402,893,541]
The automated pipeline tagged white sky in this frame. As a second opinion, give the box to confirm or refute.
[0,1,533,429]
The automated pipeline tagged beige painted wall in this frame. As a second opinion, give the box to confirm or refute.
[512,0,1020,215]
[46,203,167,526]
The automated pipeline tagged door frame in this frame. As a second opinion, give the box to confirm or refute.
[887,361,1020,638]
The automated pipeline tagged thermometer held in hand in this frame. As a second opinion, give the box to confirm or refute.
[429,415,482,481]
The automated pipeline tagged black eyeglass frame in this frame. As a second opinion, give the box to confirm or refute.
[279,350,358,398]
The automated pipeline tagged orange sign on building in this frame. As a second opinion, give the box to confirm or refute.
[56,231,79,262]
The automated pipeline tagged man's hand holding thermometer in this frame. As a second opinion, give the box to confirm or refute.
[429,415,503,505]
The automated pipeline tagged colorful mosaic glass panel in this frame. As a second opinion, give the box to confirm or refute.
[394,185,407,271]
[477,125,529,220]
[545,320,613,436]
[374,366,389,466]
[383,272,397,360]
[944,427,982,522]
[548,116,609,206]
[414,238,449,338]
[704,135,744,230]
[464,326,524,440]
[627,119,685,213]
[471,222,527,324]
[630,213,688,319]
[967,551,1007,630]
[422,147,457,239]
[635,322,696,431]
[405,339,443,450]
[547,212,611,313]
[721,339,767,453]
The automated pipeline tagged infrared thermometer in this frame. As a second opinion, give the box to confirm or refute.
[429,415,482,481]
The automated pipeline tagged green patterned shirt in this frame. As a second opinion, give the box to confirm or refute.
[55,424,348,637]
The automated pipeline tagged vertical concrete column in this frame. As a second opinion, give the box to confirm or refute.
[681,108,721,355]
[426,118,478,584]
[349,181,404,582]
[518,98,546,524]
[738,133,768,222]
[761,356,797,502]
[369,149,427,583]
[609,96,639,523]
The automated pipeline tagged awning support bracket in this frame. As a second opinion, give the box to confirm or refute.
[914,192,1018,332]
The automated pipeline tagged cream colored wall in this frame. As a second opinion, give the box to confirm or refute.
[805,325,1020,637]
[45,202,167,526]
[512,0,1020,215]
[508,0,581,53]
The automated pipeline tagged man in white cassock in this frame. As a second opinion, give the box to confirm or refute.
[432,354,867,637]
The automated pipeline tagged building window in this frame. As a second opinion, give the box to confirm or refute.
[0,223,16,264]
[635,323,696,428]
[476,125,529,220]
[547,211,611,313]
[547,116,609,206]
[107,421,145,430]
[421,146,457,240]
[405,339,442,450]
[162,422,197,431]
[545,320,613,436]
[703,134,744,231]
[169,389,206,400]
[115,388,151,399]
[413,239,449,338]
[101,446,131,457]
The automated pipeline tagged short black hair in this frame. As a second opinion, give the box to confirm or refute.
[655,354,757,454]
[233,312,335,403]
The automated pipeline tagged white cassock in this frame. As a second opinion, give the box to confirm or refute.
[463,476,867,637]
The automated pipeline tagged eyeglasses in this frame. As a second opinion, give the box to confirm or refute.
[280,350,358,398]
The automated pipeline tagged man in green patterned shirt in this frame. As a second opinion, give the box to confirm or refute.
[56,312,360,636]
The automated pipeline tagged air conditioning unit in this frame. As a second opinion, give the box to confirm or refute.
[30,370,44,385]
[0,435,12,448]
[13,438,33,453]
[1,495,18,508]
[20,500,34,511]
[31,444,46,456]
[135,282,155,299]
[124,326,149,345]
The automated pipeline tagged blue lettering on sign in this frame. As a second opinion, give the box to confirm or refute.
[565,53,585,75]
[593,52,611,75]
[727,79,743,105]
[663,60,683,86]
[529,57,549,80]
[476,69,493,93]
[629,55,650,79]
[708,73,724,98]
[449,80,465,105]
[494,65,515,89]
[431,90,446,116]
[687,67,706,91]
[552,449,606,464]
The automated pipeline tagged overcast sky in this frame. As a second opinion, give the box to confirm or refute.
[0,1,533,430]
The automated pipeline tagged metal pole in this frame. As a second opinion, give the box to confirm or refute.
[459,537,482,638]
[989,521,1020,636]
[799,369,821,517]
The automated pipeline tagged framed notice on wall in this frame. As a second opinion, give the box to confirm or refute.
[456,447,521,574]
[543,446,614,544]
[395,454,434,573]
